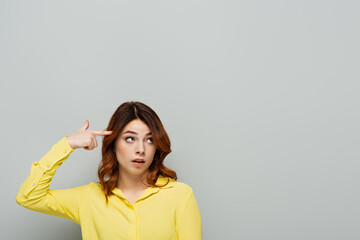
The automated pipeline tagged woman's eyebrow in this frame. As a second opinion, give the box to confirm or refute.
[123,130,152,135]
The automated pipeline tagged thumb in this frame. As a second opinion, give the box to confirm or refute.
[80,120,89,131]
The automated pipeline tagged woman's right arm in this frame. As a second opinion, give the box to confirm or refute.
[15,120,112,224]
[15,136,88,224]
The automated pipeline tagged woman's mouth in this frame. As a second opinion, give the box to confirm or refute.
[132,160,145,166]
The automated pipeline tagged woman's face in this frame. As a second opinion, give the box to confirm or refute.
[114,119,156,178]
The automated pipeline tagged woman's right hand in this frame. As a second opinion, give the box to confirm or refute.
[66,120,113,150]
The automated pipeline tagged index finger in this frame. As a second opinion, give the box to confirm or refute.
[92,130,113,136]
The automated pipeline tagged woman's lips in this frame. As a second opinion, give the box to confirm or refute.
[132,161,145,166]
[132,159,145,167]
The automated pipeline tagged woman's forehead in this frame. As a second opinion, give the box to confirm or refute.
[122,119,151,134]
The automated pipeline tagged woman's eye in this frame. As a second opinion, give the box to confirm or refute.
[125,137,134,142]
[125,137,153,143]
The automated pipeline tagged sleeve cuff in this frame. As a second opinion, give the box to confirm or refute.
[65,136,75,151]
[38,136,75,172]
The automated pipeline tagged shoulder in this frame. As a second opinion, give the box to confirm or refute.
[168,179,195,199]
[73,182,100,194]
[173,180,193,192]
[81,182,110,200]
[169,180,200,211]
[90,181,104,191]
[81,182,104,196]
[157,175,192,191]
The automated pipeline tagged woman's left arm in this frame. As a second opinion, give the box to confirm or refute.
[176,188,202,240]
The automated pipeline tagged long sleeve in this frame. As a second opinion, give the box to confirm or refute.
[15,136,90,225]
[176,188,202,240]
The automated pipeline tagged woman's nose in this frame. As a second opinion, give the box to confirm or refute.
[136,142,145,154]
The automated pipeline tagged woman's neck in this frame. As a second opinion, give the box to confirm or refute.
[117,171,150,192]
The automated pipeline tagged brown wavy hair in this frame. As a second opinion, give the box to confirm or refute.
[97,101,177,204]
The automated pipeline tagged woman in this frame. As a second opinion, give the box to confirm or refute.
[16,101,202,240]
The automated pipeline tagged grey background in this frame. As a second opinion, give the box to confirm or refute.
[1,0,359,239]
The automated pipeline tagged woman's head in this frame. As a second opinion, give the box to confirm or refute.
[98,101,177,203]
[114,118,156,180]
